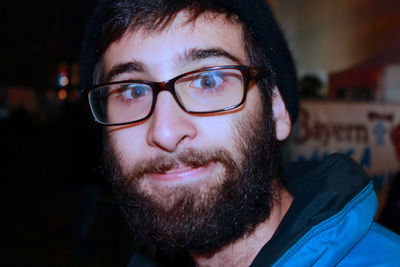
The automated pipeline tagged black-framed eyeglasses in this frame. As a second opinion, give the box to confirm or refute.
[83,65,266,126]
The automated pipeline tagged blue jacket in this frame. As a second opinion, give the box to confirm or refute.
[251,154,400,266]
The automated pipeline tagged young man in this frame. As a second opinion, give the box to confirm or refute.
[81,0,400,266]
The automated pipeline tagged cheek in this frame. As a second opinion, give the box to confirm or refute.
[197,116,234,142]
[108,127,147,166]
[194,115,243,162]
[194,86,263,148]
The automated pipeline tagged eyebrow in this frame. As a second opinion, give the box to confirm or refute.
[105,60,146,82]
[182,47,242,65]
[104,47,242,82]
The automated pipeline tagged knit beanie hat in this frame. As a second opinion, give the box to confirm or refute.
[81,0,299,122]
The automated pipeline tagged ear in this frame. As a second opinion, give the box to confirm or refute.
[272,87,291,141]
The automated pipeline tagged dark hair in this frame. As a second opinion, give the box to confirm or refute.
[81,0,298,122]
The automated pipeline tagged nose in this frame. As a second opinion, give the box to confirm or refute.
[146,91,197,152]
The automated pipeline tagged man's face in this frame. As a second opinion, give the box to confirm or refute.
[103,13,281,255]
[104,13,262,199]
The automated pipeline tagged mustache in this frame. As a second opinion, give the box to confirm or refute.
[120,148,235,180]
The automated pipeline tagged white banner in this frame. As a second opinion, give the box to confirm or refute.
[287,101,400,213]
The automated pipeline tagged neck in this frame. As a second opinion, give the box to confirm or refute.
[191,188,293,267]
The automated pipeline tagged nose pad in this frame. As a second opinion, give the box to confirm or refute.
[146,91,197,152]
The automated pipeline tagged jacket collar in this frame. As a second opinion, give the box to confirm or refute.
[251,154,375,266]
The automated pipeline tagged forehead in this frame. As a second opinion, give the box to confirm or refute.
[103,12,247,77]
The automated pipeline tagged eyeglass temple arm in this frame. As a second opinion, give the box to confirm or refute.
[249,67,267,80]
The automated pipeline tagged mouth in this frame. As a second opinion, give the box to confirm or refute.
[148,162,216,183]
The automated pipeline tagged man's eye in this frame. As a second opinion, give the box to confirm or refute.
[192,72,223,90]
[120,85,151,100]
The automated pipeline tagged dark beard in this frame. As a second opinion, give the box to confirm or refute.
[105,104,282,258]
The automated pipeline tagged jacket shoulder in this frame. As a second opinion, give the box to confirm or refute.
[338,223,400,266]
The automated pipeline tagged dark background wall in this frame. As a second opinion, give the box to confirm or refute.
[1,1,134,266]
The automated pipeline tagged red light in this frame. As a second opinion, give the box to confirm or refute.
[58,89,68,100]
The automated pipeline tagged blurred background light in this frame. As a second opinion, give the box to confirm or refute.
[57,88,68,100]
[57,72,69,88]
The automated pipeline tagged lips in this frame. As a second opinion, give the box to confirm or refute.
[149,162,214,183]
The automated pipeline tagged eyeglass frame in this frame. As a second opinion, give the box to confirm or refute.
[83,65,267,126]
